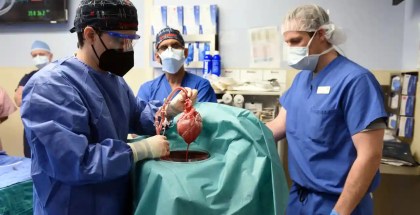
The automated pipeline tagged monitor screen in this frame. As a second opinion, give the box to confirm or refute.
[0,0,68,24]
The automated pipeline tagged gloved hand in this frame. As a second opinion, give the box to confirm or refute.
[167,87,198,118]
[127,135,170,162]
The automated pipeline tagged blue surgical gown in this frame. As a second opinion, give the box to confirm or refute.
[280,55,387,214]
[20,56,159,215]
[137,72,217,103]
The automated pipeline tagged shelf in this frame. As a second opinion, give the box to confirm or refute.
[380,164,420,176]
[214,90,282,96]
[151,34,216,51]
[186,61,203,68]
[183,34,217,43]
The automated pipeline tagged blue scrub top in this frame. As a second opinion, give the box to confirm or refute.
[21,56,159,215]
[280,55,387,194]
[137,72,217,103]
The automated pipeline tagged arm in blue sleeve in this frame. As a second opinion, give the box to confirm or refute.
[130,87,163,135]
[21,82,133,185]
[197,80,217,102]
[136,82,150,102]
[279,72,301,110]
[342,73,388,135]
[279,89,290,110]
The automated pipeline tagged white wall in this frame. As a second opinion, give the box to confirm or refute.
[0,0,410,71]
[155,0,406,70]
[402,0,420,70]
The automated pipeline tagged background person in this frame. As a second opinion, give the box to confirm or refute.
[266,4,387,215]
[14,40,53,158]
[137,27,217,103]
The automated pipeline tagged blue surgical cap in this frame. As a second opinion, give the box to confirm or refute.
[155,27,184,49]
[31,40,51,53]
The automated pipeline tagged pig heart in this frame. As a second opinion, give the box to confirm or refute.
[177,102,202,144]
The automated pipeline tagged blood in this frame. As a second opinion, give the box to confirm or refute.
[160,150,209,162]
[186,144,190,161]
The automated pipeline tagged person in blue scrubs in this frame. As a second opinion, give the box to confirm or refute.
[266,5,387,215]
[137,27,217,104]
[20,1,196,215]
[14,40,53,158]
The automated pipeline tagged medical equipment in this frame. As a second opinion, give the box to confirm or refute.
[233,94,244,108]
[221,93,233,104]
[0,0,14,16]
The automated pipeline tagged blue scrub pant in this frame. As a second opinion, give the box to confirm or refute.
[286,183,373,215]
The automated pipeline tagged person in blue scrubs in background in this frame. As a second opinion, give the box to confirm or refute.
[266,4,387,215]
[20,1,196,214]
[137,27,217,103]
[14,40,53,158]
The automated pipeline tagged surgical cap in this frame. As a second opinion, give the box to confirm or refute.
[281,4,346,45]
[155,27,185,49]
[281,4,329,33]
[31,40,51,53]
[70,0,138,33]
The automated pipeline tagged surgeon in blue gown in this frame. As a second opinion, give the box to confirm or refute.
[137,27,217,104]
[266,4,387,215]
[20,1,196,215]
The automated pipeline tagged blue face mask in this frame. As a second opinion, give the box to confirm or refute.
[158,47,185,74]
[287,32,334,71]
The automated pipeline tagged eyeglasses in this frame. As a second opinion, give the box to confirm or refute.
[157,43,184,52]
[104,31,141,50]
[106,31,141,40]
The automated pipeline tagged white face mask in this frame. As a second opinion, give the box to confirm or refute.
[287,32,334,71]
[158,47,185,74]
[33,55,50,69]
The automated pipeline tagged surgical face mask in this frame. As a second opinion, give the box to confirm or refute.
[92,35,134,77]
[287,32,334,71]
[158,47,185,74]
[33,55,49,69]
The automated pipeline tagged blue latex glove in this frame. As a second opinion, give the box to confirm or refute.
[330,209,339,215]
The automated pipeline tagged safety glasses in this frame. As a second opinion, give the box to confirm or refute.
[106,31,141,40]
[104,31,141,51]
[157,44,184,53]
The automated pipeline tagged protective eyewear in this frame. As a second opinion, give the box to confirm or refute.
[105,31,141,51]
[106,31,141,40]
[157,43,184,53]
